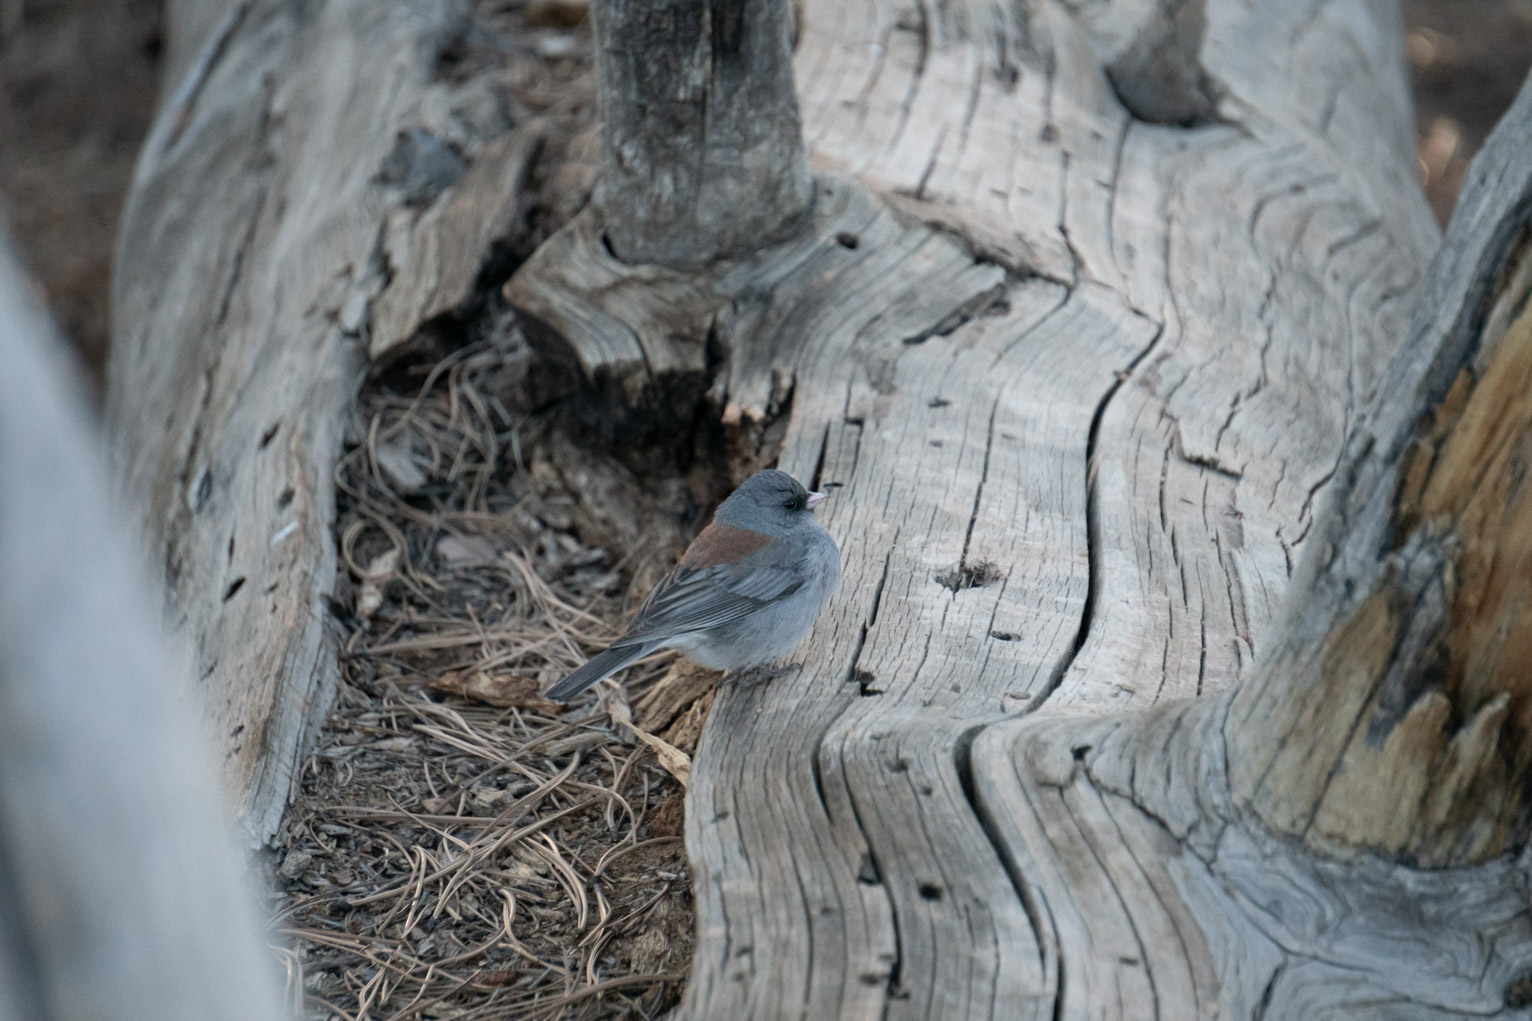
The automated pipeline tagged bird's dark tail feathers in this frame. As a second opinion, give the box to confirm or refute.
[546,643,652,702]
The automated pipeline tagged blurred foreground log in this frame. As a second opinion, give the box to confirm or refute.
[0,234,286,1020]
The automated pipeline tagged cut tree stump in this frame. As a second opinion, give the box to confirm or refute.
[107,0,1532,1016]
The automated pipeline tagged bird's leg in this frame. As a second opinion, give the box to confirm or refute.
[741,661,803,687]
[718,662,803,690]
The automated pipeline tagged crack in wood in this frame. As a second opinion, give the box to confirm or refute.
[958,397,998,573]
[847,542,897,696]
[1049,321,1168,707]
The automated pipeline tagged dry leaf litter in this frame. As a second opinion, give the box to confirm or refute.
[271,333,719,1020]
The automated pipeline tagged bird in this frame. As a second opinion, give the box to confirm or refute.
[545,469,840,702]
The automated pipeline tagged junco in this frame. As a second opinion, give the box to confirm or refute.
[546,469,840,701]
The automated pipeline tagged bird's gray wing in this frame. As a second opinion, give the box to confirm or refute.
[609,556,805,648]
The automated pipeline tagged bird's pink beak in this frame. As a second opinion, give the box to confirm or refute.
[806,490,827,509]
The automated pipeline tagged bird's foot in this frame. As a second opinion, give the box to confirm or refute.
[723,661,802,688]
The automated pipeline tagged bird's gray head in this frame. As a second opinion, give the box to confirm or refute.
[714,469,827,534]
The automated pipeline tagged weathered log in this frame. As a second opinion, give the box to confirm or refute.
[108,0,545,842]
[1226,75,1532,867]
[966,54,1532,1021]
[504,0,1507,1017]
[0,235,286,1021]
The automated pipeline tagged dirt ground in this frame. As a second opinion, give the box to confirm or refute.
[1,1,1529,1019]
[0,0,160,392]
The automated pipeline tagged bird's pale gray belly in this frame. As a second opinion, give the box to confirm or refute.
[674,537,840,671]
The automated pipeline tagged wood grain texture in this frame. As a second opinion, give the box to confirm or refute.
[0,236,287,1021]
[975,704,1532,1020]
[108,0,540,842]
[505,1,1461,1016]
[967,38,1532,1021]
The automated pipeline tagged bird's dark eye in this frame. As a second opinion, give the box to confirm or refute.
[783,497,800,511]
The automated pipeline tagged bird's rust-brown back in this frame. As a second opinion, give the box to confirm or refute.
[679,523,774,569]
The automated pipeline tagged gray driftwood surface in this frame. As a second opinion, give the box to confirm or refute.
[106,0,1532,1017]
[0,234,287,1021]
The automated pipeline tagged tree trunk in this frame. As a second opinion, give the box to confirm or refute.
[590,0,811,267]
[108,0,1532,1018]
[0,236,286,1021]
